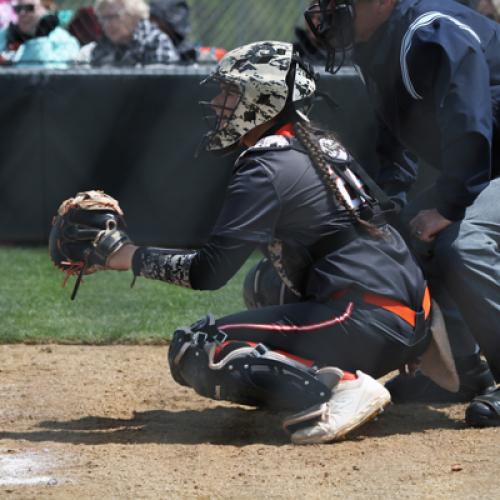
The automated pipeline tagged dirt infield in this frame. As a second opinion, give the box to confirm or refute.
[0,345,499,499]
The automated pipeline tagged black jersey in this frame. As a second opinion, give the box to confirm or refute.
[133,128,427,311]
[207,132,427,309]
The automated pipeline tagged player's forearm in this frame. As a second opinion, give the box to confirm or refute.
[107,244,138,270]
[435,132,492,220]
[132,248,196,288]
[123,236,255,290]
[375,123,418,208]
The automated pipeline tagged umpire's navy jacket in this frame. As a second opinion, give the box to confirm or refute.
[353,0,500,220]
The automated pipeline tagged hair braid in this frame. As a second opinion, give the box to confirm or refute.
[294,121,384,239]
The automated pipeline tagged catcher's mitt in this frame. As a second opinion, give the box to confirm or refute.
[49,190,132,299]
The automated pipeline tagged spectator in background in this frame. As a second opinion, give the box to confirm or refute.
[477,0,500,20]
[0,1,17,30]
[149,0,196,62]
[40,0,74,28]
[79,0,180,67]
[0,0,79,67]
[68,7,102,46]
[149,0,226,63]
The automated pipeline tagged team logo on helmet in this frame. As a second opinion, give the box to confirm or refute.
[200,40,316,151]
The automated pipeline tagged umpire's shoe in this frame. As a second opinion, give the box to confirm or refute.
[465,387,500,427]
[385,356,496,404]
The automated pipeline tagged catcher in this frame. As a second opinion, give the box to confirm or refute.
[50,41,455,444]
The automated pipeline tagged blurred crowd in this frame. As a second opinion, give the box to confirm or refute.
[0,0,498,69]
[479,0,500,20]
[0,0,227,68]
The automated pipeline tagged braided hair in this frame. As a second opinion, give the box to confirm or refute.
[294,120,384,239]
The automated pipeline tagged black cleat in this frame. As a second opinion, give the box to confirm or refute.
[386,370,470,403]
[465,388,500,427]
[385,358,497,404]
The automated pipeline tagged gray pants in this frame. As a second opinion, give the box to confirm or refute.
[402,178,500,376]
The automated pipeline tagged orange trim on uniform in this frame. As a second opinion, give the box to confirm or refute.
[362,287,431,328]
[213,340,253,361]
[331,289,348,301]
[422,286,431,320]
[275,123,295,138]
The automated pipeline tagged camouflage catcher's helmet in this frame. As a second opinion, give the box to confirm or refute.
[200,40,316,151]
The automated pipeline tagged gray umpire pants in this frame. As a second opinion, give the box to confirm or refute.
[402,178,500,378]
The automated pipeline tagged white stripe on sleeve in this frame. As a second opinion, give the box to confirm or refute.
[400,11,481,100]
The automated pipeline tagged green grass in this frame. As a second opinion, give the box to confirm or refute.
[0,246,258,344]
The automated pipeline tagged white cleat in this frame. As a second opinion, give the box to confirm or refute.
[285,370,391,445]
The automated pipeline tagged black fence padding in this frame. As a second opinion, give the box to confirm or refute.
[0,67,431,246]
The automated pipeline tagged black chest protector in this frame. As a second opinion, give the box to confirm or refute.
[262,135,397,299]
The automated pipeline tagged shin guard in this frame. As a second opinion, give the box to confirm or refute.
[168,314,334,410]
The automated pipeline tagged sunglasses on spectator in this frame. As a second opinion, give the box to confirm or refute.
[13,4,35,14]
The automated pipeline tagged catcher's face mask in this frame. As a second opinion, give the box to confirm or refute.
[200,79,242,145]
[199,40,316,152]
[304,0,355,73]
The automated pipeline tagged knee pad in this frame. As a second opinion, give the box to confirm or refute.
[168,314,333,410]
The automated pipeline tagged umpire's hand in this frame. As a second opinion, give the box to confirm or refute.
[410,209,453,242]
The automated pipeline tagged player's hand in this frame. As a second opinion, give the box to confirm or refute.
[409,209,453,242]
[106,244,139,271]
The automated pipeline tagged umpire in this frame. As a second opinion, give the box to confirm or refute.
[305,0,500,427]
